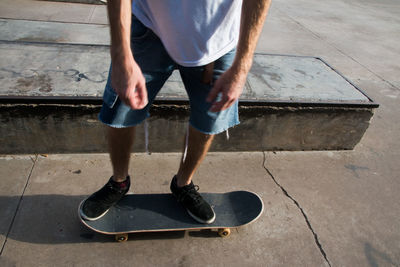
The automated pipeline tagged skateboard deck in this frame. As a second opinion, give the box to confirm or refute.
[79,191,263,241]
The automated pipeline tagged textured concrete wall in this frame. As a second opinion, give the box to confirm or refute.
[0,103,374,154]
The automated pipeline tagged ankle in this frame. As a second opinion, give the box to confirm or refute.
[175,174,191,188]
[112,175,129,183]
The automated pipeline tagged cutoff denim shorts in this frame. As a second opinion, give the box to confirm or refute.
[99,16,240,135]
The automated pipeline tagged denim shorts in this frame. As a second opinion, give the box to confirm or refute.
[99,16,240,135]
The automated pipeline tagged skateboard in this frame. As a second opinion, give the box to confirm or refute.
[79,191,263,242]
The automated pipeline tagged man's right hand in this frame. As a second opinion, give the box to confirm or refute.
[111,49,148,110]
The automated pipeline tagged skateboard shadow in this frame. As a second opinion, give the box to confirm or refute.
[0,194,185,245]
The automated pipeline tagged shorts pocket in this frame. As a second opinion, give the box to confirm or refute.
[103,68,119,109]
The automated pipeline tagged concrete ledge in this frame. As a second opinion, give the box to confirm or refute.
[41,0,105,5]
[0,42,378,153]
[0,102,374,154]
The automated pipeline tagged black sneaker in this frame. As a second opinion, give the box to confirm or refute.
[79,176,130,221]
[170,175,215,224]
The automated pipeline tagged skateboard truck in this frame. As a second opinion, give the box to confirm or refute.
[114,228,231,242]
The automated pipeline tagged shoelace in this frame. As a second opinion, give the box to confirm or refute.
[180,184,202,204]
[95,182,125,205]
[144,119,150,154]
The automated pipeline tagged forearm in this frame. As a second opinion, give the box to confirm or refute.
[233,0,271,73]
[106,0,147,109]
[107,0,132,59]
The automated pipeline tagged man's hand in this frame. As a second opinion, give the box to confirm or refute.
[206,66,247,112]
[111,51,148,110]
[207,0,271,112]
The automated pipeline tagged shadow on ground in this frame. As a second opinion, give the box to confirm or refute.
[2,195,186,244]
[1,194,236,244]
[364,242,398,267]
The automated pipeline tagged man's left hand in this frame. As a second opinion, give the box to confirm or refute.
[206,66,247,112]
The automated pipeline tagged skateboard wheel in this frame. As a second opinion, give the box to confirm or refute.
[115,234,128,242]
[218,228,231,237]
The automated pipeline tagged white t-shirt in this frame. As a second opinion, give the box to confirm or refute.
[132,1,242,67]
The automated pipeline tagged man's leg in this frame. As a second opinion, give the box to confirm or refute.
[79,124,134,221]
[107,126,136,182]
[80,13,176,221]
[176,126,214,187]
[170,125,216,224]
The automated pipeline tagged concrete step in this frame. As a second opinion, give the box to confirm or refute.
[0,19,378,153]
[0,1,107,25]
[42,0,105,4]
[0,18,109,45]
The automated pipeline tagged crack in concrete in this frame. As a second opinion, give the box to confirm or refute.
[0,154,38,256]
[262,152,332,267]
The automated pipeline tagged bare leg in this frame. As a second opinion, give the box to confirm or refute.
[107,125,136,182]
[176,125,214,187]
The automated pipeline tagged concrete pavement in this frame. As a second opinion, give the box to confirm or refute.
[0,0,107,24]
[1,0,399,266]
[0,153,327,266]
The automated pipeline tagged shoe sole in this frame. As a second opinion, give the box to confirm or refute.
[78,198,111,221]
[187,208,216,224]
[79,197,215,223]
